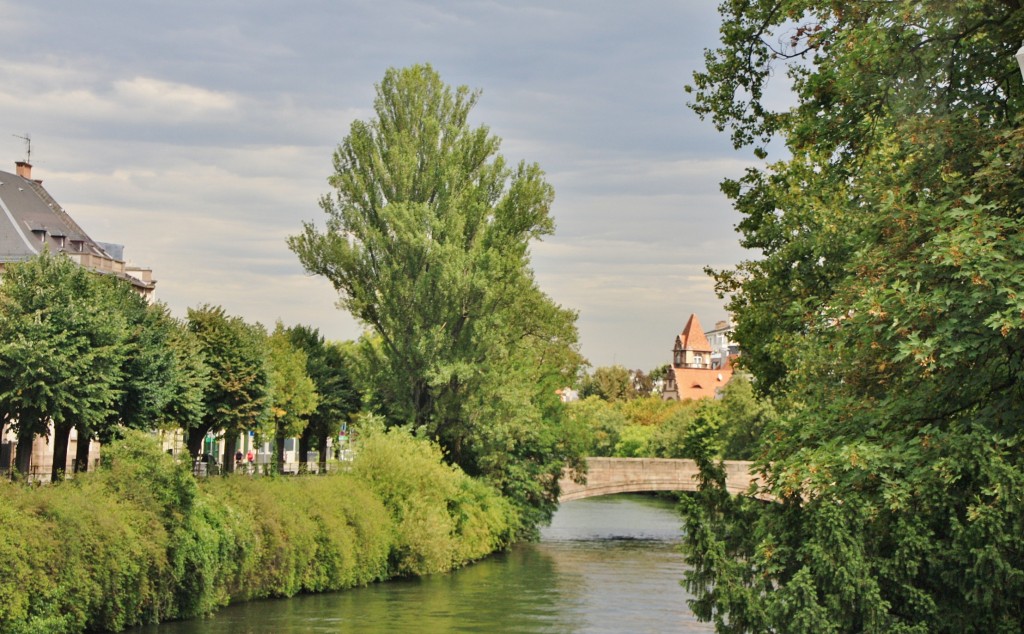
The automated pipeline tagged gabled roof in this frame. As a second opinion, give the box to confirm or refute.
[0,165,155,293]
[0,168,111,263]
[676,313,711,353]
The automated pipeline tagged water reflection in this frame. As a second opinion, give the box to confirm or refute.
[130,494,711,633]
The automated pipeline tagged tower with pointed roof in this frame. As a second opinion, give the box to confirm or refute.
[672,313,713,370]
[663,313,734,400]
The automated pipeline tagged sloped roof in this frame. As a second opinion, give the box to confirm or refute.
[670,365,733,400]
[0,167,155,292]
[0,168,110,262]
[677,313,712,353]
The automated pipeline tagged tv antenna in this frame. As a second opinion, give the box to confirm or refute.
[13,133,31,164]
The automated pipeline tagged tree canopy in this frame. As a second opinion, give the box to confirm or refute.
[266,322,318,472]
[0,252,126,477]
[289,64,584,534]
[285,324,361,472]
[186,305,270,470]
[683,2,1024,631]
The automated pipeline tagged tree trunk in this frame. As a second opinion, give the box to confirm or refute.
[223,433,238,475]
[74,425,92,473]
[275,434,286,474]
[51,423,73,482]
[298,428,312,473]
[185,423,213,461]
[14,430,33,477]
[317,430,329,474]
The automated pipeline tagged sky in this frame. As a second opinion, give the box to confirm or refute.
[0,1,761,372]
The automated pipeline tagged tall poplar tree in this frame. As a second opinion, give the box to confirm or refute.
[289,64,583,532]
[682,2,1024,631]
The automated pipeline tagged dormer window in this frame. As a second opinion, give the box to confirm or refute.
[31,229,46,243]
[70,239,84,252]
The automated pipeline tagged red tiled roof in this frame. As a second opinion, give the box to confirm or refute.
[678,313,711,352]
[670,365,733,400]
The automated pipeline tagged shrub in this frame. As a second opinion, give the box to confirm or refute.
[350,425,517,575]
[0,429,515,633]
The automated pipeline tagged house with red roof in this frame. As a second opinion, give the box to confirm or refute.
[662,313,735,401]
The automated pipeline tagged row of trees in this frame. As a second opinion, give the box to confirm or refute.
[0,252,359,481]
[683,1,1024,631]
[576,364,666,401]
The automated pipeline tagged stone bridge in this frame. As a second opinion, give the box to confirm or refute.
[558,457,766,502]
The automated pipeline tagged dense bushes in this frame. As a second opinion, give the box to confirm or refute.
[0,429,517,633]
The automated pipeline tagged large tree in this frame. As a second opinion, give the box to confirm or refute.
[185,305,270,472]
[285,325,361,473]
[0,253,126,478]
[266,323,317,473]
[682,2,1024,631]
[74,280,184,473]
[289,64,583,533]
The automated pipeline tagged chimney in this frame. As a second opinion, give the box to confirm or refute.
[15,161,32,180]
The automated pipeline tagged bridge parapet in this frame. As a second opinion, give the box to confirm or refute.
[558,457,766,502]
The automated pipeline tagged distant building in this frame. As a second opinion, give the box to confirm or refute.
[662,313,736,401]
[0,160,156,478]
[705,319,738,370]
[0,161,155,298]
[556,387,579,403]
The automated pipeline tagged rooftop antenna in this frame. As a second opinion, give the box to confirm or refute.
[13,133,31,164]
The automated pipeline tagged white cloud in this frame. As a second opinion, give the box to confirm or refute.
[112,77,237,118]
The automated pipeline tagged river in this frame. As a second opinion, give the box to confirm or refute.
[131,494,712,633]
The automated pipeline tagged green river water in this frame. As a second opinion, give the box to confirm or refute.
[130,494,712,633]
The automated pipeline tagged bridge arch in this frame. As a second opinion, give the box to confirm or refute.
[558,457,765,502]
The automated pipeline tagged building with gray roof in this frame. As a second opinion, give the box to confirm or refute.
[0,161,155,297]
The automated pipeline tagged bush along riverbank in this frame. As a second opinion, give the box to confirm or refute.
[0,428,519,633]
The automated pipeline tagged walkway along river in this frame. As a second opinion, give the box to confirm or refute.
[129,494,712,633]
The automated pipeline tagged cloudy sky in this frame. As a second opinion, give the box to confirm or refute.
[0,1,760,372]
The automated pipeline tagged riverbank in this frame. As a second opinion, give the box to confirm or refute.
[0,429,518,633]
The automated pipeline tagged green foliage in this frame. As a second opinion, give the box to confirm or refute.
[350,425,517,575]
[564,395,748,460]
[563,396,625,456]
[0,430,515,633]
[266,323,318,470]
[93,280,178,439]
[617,395,689,428]
[581,365,634,401]
[289,64,583,536]
[158,318,211,433]
[716,374,775,460]
[647,402,701,459]
[186,305,271,467]
[683,1,1024,630]
[0,252,127,475]
[285,325,361,470]
[612,424,653,457]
